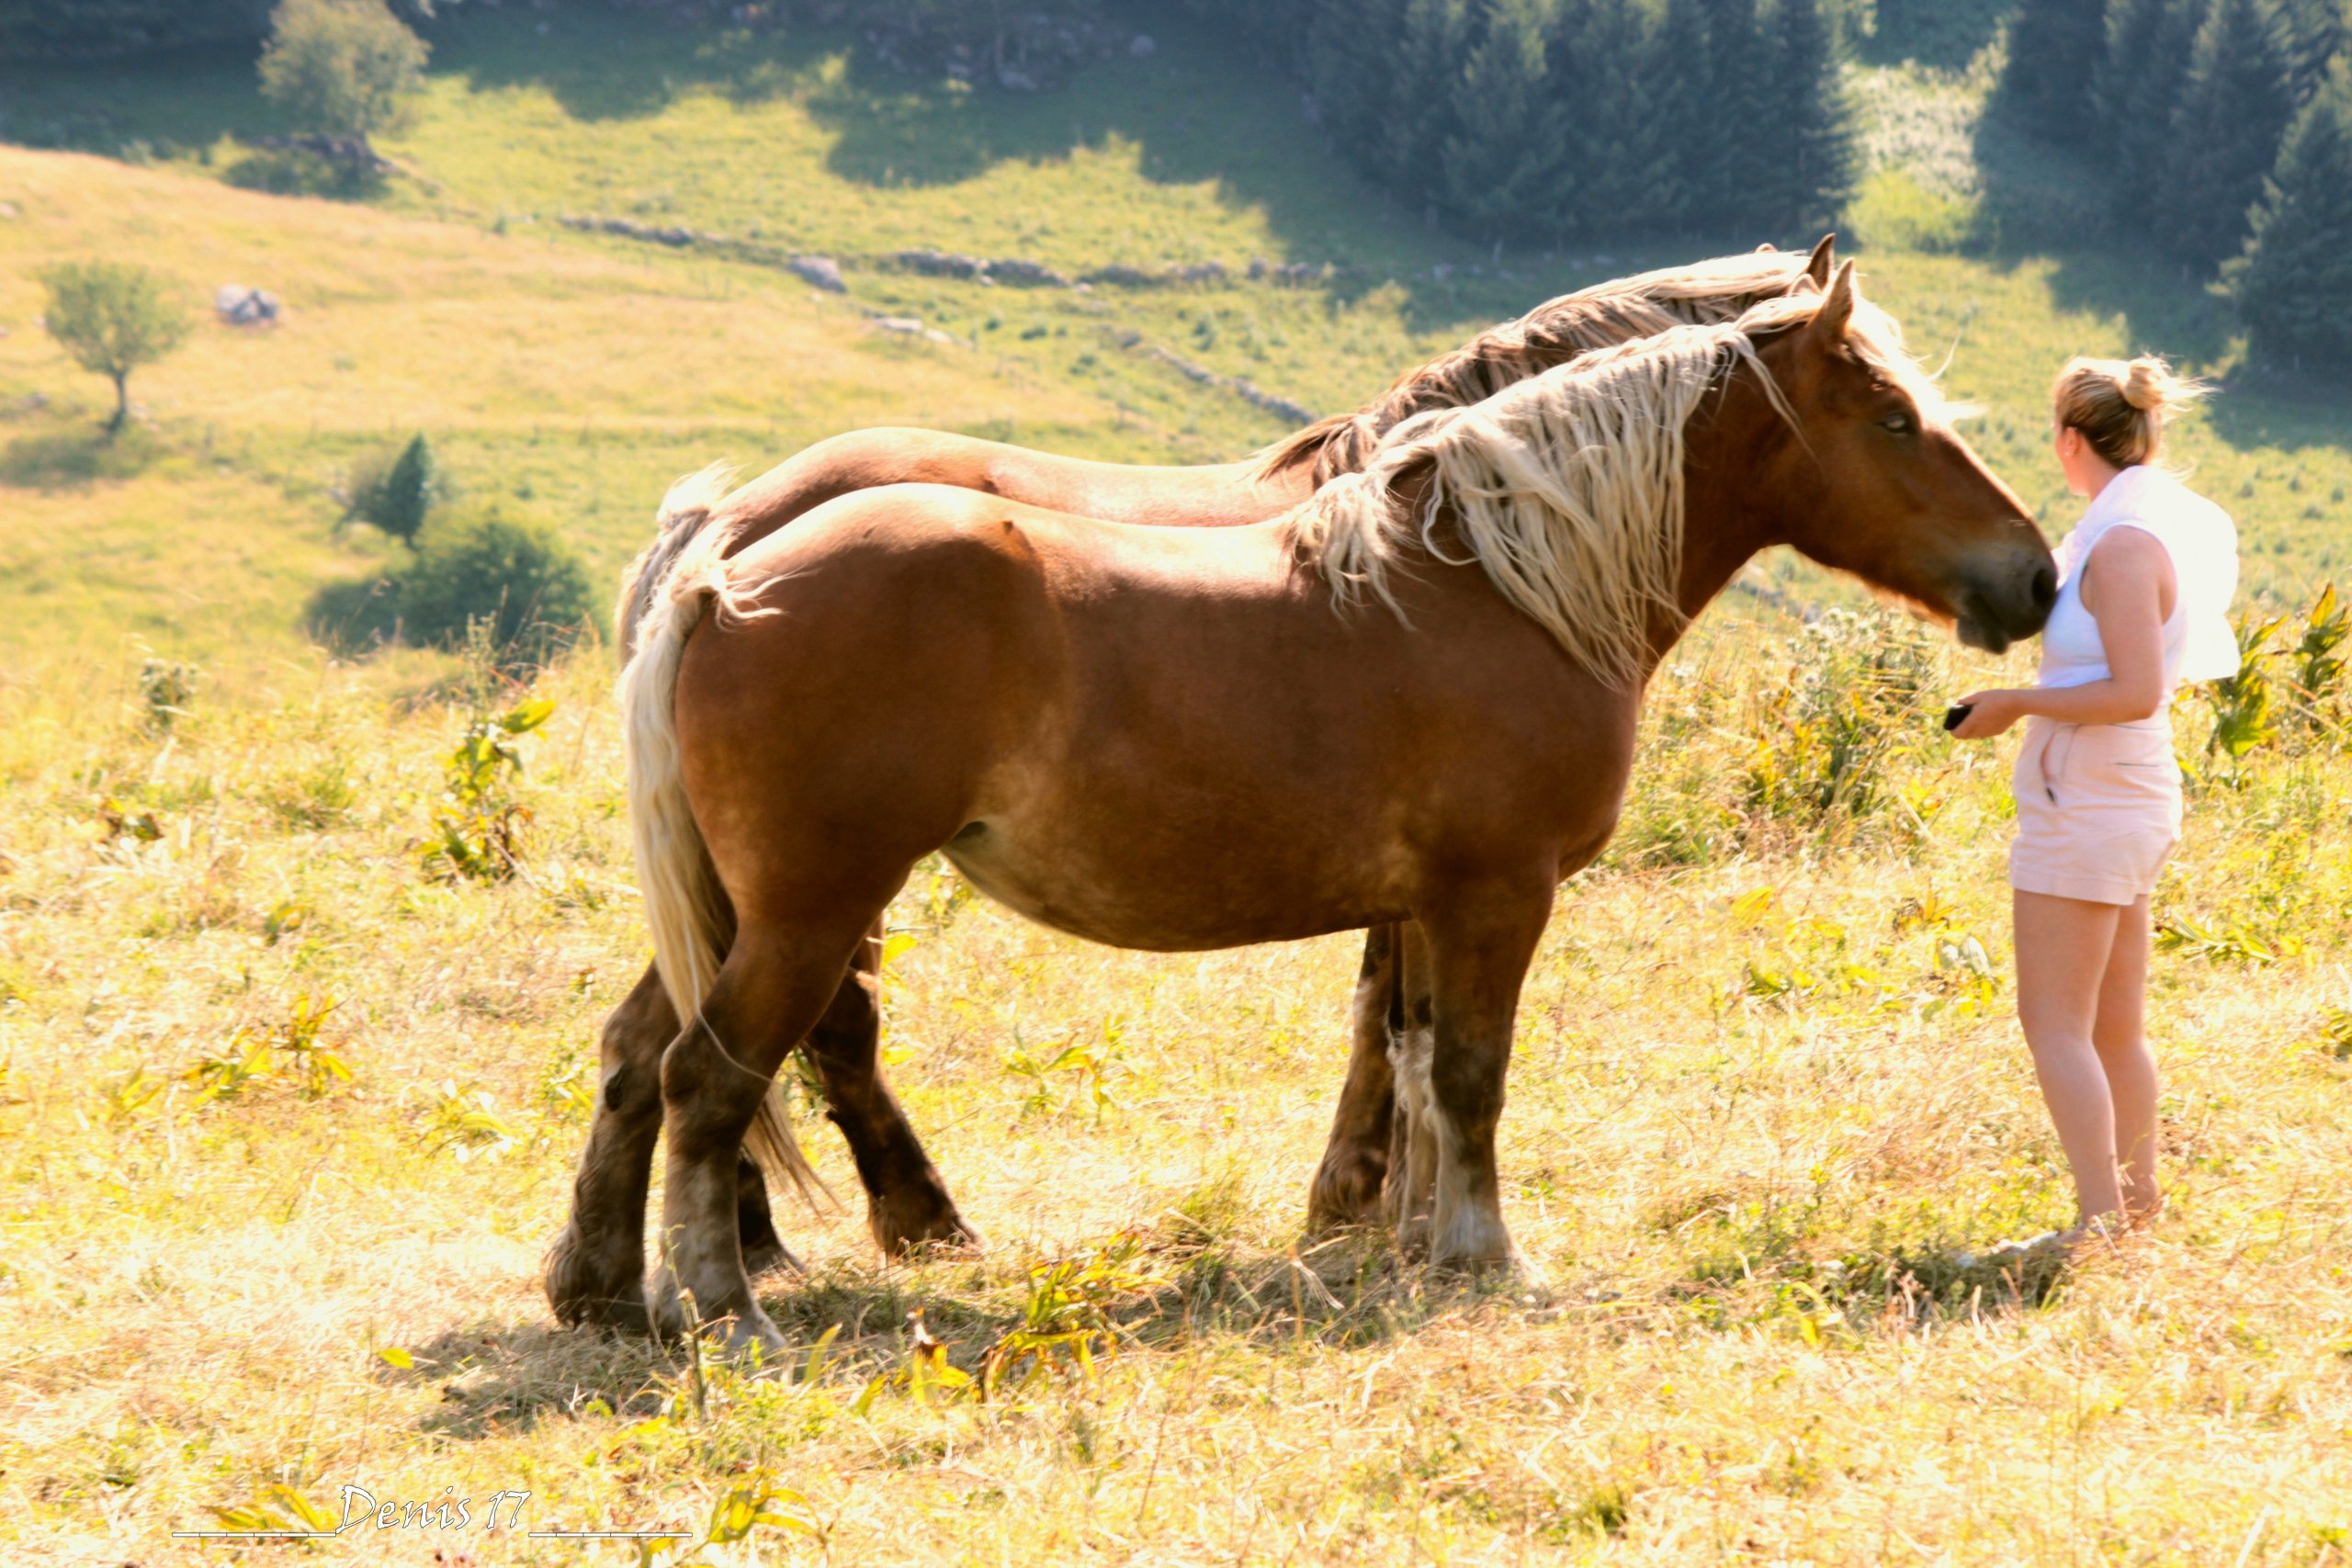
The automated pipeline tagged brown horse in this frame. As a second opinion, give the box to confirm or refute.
[614,265,2054,1353]
[544,243,1842,1330]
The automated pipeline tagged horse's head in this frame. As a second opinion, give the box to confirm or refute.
[1747,263,2054,653]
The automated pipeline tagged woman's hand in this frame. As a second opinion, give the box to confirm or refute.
[1951,688,2033,739]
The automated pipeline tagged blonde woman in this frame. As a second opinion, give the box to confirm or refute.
[1951,356,2238,1241]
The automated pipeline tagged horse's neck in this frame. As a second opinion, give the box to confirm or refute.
[1643,409,1783,675]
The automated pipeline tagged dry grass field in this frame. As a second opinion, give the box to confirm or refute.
[5,9,2352,1562]
[6,605,2352,1565]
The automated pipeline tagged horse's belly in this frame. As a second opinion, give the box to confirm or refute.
[941,818,1396,953]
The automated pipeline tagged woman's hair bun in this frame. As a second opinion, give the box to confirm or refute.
[2121,356,2171,412]
[2053,353,2209,468]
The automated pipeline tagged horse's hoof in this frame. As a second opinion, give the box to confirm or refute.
[707,1308,793,1369]
[1429,1243,1548,1292]
[743,1235,808,1280]
[870,1190,983,1258]
[1305,1155,1388,1235]
[545,1227,653,1335]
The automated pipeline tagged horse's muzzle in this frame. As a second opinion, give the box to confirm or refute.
[1953,550,2056,655]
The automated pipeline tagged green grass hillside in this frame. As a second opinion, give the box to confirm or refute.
[3,9,2351,1563]
[4,3,2348,650]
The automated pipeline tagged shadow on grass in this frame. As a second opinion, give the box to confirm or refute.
[379,1230,1506,1440]
[396,5,1591,330]
[2205,366,2352,455]
[0,424,158,489]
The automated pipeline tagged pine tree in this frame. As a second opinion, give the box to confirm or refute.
[1699,0,1776,234]
[1545,0,1675,238]
[345,431,444,546]
[0,1,273,60]
[2098,0,2208,208]
[2276,0,2349,102]
[1440,0,1569,238]
[2159,0,2298,265]
[1306,0,1415,153]
[2230,56,2352,371]
[1645,0,1715,231]
[1767,0,1858,235]
[1386,0,1476,207]
[2001,0,2110,139]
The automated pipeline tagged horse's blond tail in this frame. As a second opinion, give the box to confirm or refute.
[618,465,831,1215]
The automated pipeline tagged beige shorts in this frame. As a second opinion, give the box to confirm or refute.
[2007,716,2183,906]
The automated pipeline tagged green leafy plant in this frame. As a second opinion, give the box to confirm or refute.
[2204,610,2287,781]
[1744,610,1939,830]
[420,693,553,883]
[977,1234,1154,1400]
[137,658,198,734]
[417,1081,523,1158]
[2285,581,2350,736]
[2155,913,2295,966]
[185,994,350,1104]
[1001,1020,1121,1122]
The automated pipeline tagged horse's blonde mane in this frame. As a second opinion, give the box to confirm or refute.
[1291,288,1930,689]
[1257,247,1820,483]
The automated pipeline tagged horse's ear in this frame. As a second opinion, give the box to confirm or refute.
[1813,259,1858,339]
[1804,233,1836,287]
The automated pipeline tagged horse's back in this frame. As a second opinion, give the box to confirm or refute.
[714,428,1291,557]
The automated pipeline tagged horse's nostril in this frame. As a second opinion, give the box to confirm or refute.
[2030,564,2057,613]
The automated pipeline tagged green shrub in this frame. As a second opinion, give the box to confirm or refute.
[256,0,428,143]
[395,504,594,669]
[306,502,594,670]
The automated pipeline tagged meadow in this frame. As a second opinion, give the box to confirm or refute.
[3,6,2351,1562]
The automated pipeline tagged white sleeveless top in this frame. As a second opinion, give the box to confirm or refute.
[2036,465,2240,694]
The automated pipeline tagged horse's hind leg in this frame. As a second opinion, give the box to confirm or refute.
[1306,924,1403,1234]
[804,922,979,1256]
[546,966,674,1331]
[653,914,883,1357]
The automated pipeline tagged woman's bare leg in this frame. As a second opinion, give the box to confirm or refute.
[2012,888,2128,1226]
[2089,895,2163,1223]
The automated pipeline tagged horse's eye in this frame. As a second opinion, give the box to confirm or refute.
[1880,411,1917,435]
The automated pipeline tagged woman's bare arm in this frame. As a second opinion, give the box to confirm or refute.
[1952,526,2176,736]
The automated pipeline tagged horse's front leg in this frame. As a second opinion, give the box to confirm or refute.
[1306,923,1403,1233]
[1417,881,1553,1277]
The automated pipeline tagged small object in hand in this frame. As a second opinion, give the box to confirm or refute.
[1942,702,1974,733]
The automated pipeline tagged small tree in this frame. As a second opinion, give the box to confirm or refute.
[256,0,428,147]
[2231,58,2352,373]
[344,431,442,547]
[36,261,190,436]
